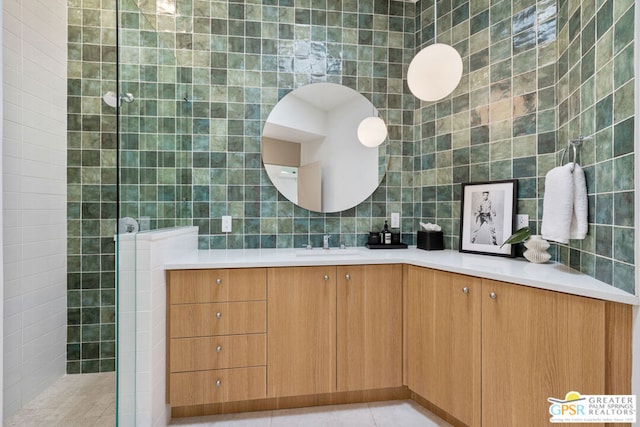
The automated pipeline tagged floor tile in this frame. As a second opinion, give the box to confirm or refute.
[169,410,273,426]
[270,403,375,427]
[170,400,451,427]
[369,400,453,427]
[5,373,450,427]
[4,373,116,427]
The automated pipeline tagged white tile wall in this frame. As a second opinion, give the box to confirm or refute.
[2,0,67,419]
[117,233,138,426]
[118,226,198,427]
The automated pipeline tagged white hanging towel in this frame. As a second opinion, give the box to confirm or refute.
[541,164,573,243]
[569,163,588,239]
[541,163,588,244]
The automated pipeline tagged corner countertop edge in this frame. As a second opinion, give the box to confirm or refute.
[163,247,638,305]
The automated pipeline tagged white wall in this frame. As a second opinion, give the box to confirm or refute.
[117,226,198,427]
[2,0,67,419]
[264,164,298,204]
[322,97,379,213]
[267,94,327,139]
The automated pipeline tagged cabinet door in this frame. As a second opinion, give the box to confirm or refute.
[406,266,481,426]
[267,267,336,397]
[169,367,266,406]
[203,367,267,403]
[168,268,266,304]
[336,264,403,391]
[170,334,267,372]
[482,279,605,427]
[169,301,266,338]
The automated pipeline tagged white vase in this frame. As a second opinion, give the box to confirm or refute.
[523,235,551,263]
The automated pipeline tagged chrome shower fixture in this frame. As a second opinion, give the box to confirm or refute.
[102,91,135,107]
[120,93,134,103]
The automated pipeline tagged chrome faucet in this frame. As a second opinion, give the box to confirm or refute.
[323,234,330,249]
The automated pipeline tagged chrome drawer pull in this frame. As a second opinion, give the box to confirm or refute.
[216,345,222,353]
[215,278,222,285]
[215,379,221,387]
[216,312,222,319]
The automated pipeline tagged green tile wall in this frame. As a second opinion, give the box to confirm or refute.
[67,0,418,373]
[117,0,418,251]
[67,0,118,374]
[67,0,635,373]
[555,0,635,292]
[415,0,560,248]
[414,0,635,293]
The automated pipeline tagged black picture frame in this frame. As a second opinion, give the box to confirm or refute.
[459,180,517,257]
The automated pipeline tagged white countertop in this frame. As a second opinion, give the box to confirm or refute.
[164,246,638,305]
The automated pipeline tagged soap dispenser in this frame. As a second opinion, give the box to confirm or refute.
[382,220,391,245]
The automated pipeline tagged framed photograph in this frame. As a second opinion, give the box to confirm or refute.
[459,180,517,257]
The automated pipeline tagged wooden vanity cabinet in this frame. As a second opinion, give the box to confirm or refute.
[267,264,403,398]
[482,279,607,426]
[406,266,631,427]
[267,266,337,397]
[167,268,267,406]
[406,266,481,426]
[165,263,631,422]
[336,264,403,391]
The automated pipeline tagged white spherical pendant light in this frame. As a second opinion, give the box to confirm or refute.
[407,43,463,102]
[357,116,388,148]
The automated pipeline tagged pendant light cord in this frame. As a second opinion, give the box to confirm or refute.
[434,0,437,44]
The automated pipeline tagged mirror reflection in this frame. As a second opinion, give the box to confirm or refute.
[262,83,388,213]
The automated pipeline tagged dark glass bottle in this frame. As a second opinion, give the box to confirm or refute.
[383,220,391,244]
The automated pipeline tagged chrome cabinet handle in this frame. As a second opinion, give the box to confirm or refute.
[216,312,222,319]
[216,345,222,353]
[462,287,469,294]
[215,278,222,285]
[215,379,221,387]
[324,275,329,281]
[345,274,350,281]
[489,292,497,300]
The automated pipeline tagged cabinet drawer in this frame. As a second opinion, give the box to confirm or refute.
[170,334,266,372]
[169,367,266,406]
[168,268,267,304]
[170,301,266,338]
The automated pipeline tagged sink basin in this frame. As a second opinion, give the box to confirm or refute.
[295,248,361,257]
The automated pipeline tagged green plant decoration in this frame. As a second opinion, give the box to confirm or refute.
[500,226,531,249]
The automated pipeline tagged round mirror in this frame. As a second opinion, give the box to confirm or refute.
[262,83,389,213]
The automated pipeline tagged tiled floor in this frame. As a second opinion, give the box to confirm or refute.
[4,372,115,427]
[4,373,451,427]
[170,400,452,427]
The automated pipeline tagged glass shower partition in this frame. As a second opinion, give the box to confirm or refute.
[116,0,193,424]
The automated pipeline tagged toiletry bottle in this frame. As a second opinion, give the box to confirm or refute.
[383,221,391,244]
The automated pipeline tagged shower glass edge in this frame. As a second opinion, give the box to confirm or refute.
[116,0,192,423]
